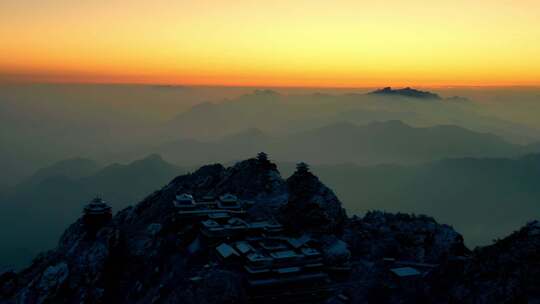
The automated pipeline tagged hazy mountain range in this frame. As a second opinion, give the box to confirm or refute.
[0,155,185,270]
[162,89,539,143]
[3,85,539,187]
[2,85,540,272]
[5,155,538,303]
[135,120,537,166]
[3,152,540,270]
[299,154,540,247]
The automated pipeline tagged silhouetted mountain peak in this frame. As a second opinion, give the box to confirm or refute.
[213,156,286,201]
[165,154,286,207]
[2,156,539,303]
[35,158,98,177]
[100,156,180,189]
[131,153,166,165]
[99,154,172,174]
[282,162,347,234]
[14,158,100,190]
[369,87,442,99]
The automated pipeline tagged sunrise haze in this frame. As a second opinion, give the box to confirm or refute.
[1,0,539,87]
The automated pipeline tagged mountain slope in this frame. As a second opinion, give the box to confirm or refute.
[158,89,540,144]
[274,120,519,164]
[10,158,100,191]
[304,154,540,246]
[1,156,538,303]
[427,220,540,303]
[151,120,524,166]
[0,155,185,270]
[0,156,467,303]
[4,151,540,271]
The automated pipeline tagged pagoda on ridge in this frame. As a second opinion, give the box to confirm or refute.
[83,196,112,227]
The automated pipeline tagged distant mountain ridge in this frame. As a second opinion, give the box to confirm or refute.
[157,89,539,145]
[302,153,540,247]
[369,87,442,99]
[0,155,185,270]
[3,86,540,189]
[146,120,526,166]
[10,158,100,191]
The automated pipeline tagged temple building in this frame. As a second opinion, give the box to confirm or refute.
[83,197,112,227]
[178,190,350,303]
[174,193,246,218]
[212,235,331,300]
[201,217,284,241]
[218,193,241,210]
[173,193,196,209]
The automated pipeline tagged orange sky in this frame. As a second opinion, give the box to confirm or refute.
[1,0,539,87]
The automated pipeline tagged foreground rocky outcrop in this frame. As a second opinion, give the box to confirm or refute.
[1,155,538,304]
[344,212,469,263]
[426,220,540,304]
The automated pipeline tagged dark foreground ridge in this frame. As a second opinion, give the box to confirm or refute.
[1,154,539,303]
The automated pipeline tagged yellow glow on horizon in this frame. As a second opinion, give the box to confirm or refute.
[1,0,539,87]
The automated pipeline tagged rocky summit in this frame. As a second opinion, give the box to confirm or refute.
[368,87,442,100]
[1,155,539,304]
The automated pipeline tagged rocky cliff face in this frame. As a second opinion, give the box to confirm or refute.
[1,156,538,304]
[344,212,469,263]
[426,220,540,304]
